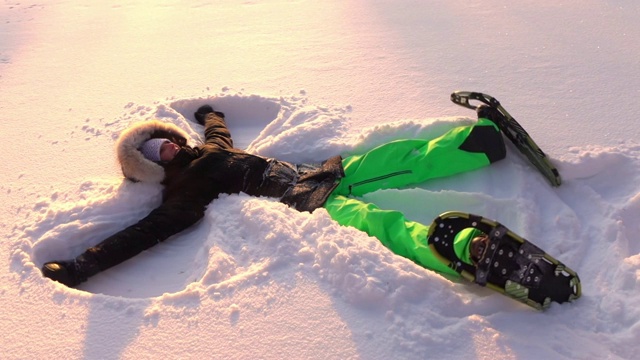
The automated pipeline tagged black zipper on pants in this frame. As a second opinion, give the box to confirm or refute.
[348,170,412,194]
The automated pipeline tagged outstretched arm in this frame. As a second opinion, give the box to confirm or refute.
[203,112,234,149]
[194,105,233,149]
[83,196,206,272]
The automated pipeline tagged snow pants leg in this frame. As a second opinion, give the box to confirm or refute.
[323,118,505,276]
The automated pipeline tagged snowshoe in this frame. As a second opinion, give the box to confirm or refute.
[427,211,581,310]
[451,91,562,187]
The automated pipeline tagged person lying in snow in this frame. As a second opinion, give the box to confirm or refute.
[42,105,505,287]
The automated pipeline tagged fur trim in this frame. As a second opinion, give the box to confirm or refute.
[116,121,191,183]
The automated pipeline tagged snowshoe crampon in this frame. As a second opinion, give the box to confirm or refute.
[427,211,581,310]
[451,91,562,187]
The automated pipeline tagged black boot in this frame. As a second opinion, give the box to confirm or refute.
[41,254,100,287]
[476,104,503,126]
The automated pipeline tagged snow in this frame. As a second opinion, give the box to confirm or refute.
[2,1,639,359]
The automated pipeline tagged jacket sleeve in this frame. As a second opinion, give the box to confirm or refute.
[203,112,234,149]
[84,196,206,271]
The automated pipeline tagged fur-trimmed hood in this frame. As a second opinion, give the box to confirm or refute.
[116,121,192,183]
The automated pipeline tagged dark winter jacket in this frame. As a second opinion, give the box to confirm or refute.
[88,113,344,271]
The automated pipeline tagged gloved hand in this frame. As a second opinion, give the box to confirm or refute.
[194,105,225,125]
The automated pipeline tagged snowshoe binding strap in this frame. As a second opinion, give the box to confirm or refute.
[427,211,497,281]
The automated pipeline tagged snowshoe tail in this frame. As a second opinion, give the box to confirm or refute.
[451,91,562,187]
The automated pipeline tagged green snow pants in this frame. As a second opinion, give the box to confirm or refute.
[323,118,506,277]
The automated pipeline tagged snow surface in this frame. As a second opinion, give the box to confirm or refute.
[2,1,640,359]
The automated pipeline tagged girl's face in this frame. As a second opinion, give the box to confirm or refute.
[160,141,181,162]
